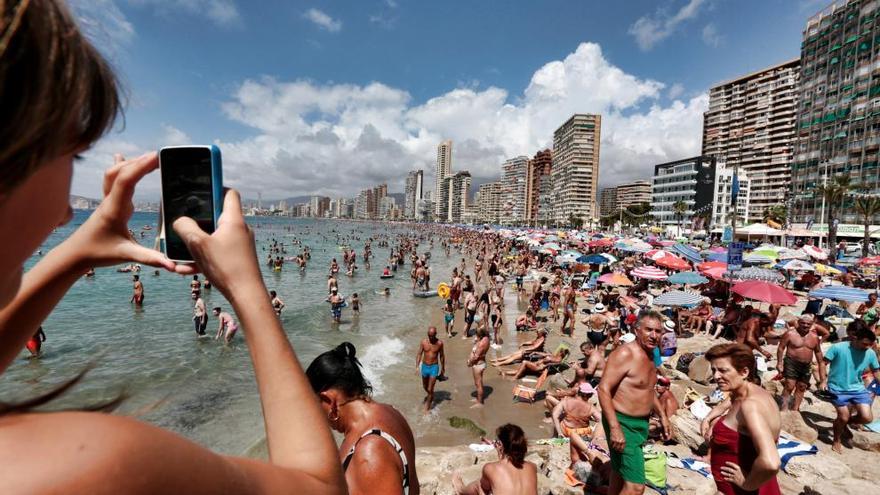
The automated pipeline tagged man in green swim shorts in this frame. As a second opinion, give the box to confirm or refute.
[598,310,670,495]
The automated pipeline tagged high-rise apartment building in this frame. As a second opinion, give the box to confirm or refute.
[477,181,503,224]
[526,149,552,224]
[616,180,652,209]
[434,140,453,217]
[439,171,471,223]
[404,170,424,219]
[791,0,880,224]
[703,59,800,223]
[550,114,601,224]
[712,166,752,229]
[501,155,529,225]
[651,156,718,227]
[599,187,618,217]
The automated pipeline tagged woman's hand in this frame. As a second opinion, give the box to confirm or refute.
[172,189,264,300]
[64,153,176,272]
[720,461,746,487]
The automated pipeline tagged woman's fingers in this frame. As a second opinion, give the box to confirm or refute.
[102,153,128,197]
[108,152,159,205]
[172,216,209,252]
[218,189,245,227]
[119,242,176,271]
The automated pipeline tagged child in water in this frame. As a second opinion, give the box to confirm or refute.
[351,293,360,315]
[443,298,455,337]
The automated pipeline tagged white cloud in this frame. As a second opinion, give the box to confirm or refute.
[69,0,136,54]
[303,8,342,32]
[78,42,708,199]
[702,23,722,47]
[629,0,707,51]
[161,124,192,145]
[667,82,685,99]
[130,0,241,26]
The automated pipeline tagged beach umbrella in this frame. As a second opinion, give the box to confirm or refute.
[705,252,728,262]
[644,249,666,260]
[655,255,691,271]
[752,249,780,260]
[815,263,843,275]
[542,242,561,251]
[579,254,611,264]
[698,261,727,271]
[600,253,618,264]
[668,271,709,285]
[731,281,797,305]
[702,266,727,280]
[727,267,785,283]
[801,245,828,261]
[588,238,614,248]
[555,253,579,265]
[672,243,703,264]
[631,266,668,280]
[809,286,871,302]
[777,259,815,272]
[858,256,880,265]
[598,273,634,287]
[654,290,704,307]
[778,249,809,260]
[539,248,557,255]
[743,253,775,265]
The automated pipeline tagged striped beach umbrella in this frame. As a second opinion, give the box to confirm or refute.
[672,243,703,264]
[809,286,871,302]
[743,253,775,265]
[801,245,828,261]
[631,266,668,280]
[727,267,785,283]
[654,290,704,307]
[777,259,815,272]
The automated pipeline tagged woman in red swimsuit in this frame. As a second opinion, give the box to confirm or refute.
[701,343,781,495]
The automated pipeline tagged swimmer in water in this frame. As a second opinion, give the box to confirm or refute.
[131,274,144,306]
[213,307,238,344]
[351,293,360,315]
[193,293,208,336]
[26,326,46,357]
[270,290,285,316]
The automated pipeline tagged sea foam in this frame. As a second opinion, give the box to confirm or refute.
[359,336,405,397]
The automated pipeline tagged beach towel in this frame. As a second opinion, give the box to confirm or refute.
[777,435,818,472]
[865,420,880,433]
[673,458,712,479]
[689,399,712,420]
[467,443,494,453]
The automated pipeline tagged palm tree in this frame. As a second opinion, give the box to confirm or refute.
[853,194,880,257]
[672,200,687,238]
[816,175,851,261]
[763,204,788,227]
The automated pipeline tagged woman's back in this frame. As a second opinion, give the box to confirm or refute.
[484,459,537,494]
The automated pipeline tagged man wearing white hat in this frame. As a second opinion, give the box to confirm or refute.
[584,303,613,347]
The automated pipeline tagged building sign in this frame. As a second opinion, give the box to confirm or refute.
[790,223,880,238]
[722,226,733,243]
[728,242,744,272]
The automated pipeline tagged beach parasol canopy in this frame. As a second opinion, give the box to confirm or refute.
[801,245,828,261]
[809,286,871,302]
[597,273,634,286]
[653,290,704,307]
[672,243,703,264]
[776,259,816,272]
[631,266,668,280]
[778,249,809,260]
[815,263,843,275]
[579,254,612,264]
[542,242,561,251]
[727,267,785,283]
[731,280,798,305]
[655,255,691,271]
[668,271,709,285]
[858,256,880,265]
[743,253,776,265]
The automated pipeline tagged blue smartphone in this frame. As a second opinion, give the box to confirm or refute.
[158,145,223,262]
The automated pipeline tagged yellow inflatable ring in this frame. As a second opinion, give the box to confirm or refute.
[437,283,451,299]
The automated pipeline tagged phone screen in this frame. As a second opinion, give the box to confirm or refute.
[160,147,215,261]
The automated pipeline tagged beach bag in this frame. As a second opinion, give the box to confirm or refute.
[676,352,697,374]
[643,444,668,490]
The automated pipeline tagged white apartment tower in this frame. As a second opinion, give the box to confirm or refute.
[404,170,423,219]
[433,140,453,217]
[501,155,529,225]
[550,114,602,224]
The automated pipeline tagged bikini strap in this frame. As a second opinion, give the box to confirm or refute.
[342,429,410,495]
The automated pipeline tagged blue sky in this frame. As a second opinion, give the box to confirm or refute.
[70,0,825,200]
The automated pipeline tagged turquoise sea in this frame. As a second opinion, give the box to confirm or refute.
[0,210,472,454]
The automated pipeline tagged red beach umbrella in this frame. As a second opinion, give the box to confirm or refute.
[730,280,797,305]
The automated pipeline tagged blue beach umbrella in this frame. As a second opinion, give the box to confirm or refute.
[668,271,709,285]
[578,254,610,264]
[653,290,704,307]
[809,286,872,302]
[672,243,703,264]
[706,252,727,262]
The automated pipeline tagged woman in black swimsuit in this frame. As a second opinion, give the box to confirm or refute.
[307,343,419,494]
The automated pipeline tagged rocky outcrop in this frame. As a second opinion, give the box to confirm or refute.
[686,356,713,385]
[780,411,819,444]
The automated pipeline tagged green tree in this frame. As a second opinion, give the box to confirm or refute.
[672,200,688,238]
[817,175,851,261]
[763,204,788,226]
[567,213,584,229]
[853,194,880,257]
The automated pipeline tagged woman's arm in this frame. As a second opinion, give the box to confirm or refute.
[727,400,780,491]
